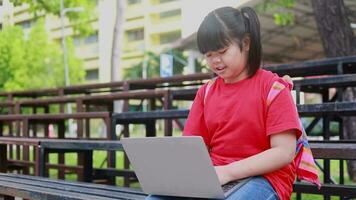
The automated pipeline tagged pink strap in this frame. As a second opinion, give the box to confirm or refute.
[267,80,321,188]
[204,78,216,104]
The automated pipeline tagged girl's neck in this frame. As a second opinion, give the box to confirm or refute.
[222,67,249,84]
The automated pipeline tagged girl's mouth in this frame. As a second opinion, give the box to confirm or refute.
[215,66,227,72]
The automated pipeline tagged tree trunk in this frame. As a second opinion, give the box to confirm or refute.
[111,0,126,114]
[111,0,126,82]
[311,0,356,181]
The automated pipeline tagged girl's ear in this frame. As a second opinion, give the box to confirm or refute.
[242,36,251,52]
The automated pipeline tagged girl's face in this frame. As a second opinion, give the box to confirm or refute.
[204,41,249,83]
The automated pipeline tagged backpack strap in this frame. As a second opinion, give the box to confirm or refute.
[204,78,217,105]
[267,80,321,188]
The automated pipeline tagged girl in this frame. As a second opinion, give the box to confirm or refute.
[183,6,302,200]
[147,6,304,200]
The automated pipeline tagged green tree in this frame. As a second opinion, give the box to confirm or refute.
[0,20,84,91]
[10,0,97,36]
[0,26,26,89]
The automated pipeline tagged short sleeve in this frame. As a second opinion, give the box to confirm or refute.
[183,85,209,140]
[266,87,302,138]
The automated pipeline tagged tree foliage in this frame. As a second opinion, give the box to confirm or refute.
[0,20,84,91]
[256,0,296,26]
[10,0,97,36]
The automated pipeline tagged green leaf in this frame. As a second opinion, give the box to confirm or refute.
[0,21,85,91]
[256,0,296,27]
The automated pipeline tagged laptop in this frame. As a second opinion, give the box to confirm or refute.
[121,136,250,199]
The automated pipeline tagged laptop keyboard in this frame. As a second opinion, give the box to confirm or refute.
[222,180,241,193]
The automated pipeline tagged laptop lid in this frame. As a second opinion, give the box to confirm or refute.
[121,136,226,199]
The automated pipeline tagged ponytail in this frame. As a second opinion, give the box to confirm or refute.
[241,7,262,77]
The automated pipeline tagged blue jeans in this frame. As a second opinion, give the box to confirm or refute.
[145,177,279,200]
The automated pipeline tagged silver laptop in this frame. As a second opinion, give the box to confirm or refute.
[121,136,250,199]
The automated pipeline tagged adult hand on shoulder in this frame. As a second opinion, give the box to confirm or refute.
[214,165,232,185]
[282,75,293,85]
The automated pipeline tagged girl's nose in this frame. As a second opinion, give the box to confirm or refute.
[212,55,222,63]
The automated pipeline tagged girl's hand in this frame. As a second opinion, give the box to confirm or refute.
[214,165,232,185]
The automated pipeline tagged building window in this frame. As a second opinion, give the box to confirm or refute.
[128,0,142,5]
[127,28,144,41]
[159,31,181,44]
[16,19,36,29]
[85,69,99,81]
[159,0,177,3]
[84,33,98,44]
[73,32,98,46]
[73,36,81,46]
[159,9,181,19]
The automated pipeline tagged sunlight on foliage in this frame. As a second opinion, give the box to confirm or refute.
[256,0,296,26]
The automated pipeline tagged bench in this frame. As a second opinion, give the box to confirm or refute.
[112,108,356,198]
[5,142,354,200]
[0,172,146,200]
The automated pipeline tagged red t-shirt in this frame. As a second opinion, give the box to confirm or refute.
[183,69,302,200]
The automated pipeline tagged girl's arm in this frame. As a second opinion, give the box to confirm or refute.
[215,130,296,185]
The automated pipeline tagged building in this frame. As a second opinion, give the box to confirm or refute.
[0,0,196,84]
[3,0,354,84]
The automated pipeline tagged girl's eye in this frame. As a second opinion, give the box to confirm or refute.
[218,49,227,54]
[205,53,212,57]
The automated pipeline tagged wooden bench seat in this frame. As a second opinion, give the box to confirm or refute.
[294,74,356,93]
[112,109,189,124]
[0,172,146,200]
[264,55,356,77]
[293,182,356,198]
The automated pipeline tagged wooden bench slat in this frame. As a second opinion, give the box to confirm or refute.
[0,173,146,200]
[293,182,356,197]
[264,55,356,77]
[1,173,144,195]
[39,139,123,150]
[112,109,189,124]
[294,74,356,93]
[298,102,356,116]
[0,178,142,200]
[310,143,356,159]
[0,180,119,200]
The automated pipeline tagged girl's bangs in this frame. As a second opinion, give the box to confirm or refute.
[197,15,231,54]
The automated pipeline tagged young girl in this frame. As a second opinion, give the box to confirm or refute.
[183,6,302,200]
[147,6,302,200]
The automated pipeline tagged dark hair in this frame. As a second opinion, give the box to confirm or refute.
[197,7,262,77]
